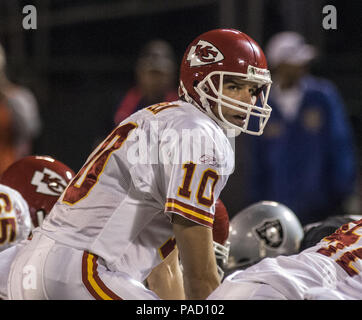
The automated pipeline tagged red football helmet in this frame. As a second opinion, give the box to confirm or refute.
[0,155,75,228]
[213,198,230,279]
[179,28,272,136]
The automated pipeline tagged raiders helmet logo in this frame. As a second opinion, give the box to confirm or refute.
[31,168,68,196]
[254,219,284,249]
[187,40,224,67]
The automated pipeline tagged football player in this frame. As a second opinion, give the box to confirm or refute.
[300,214,362,251]
[0,184,31,253]
[208,211,362,300]
[0,155,75,299]
[7,28,272,300]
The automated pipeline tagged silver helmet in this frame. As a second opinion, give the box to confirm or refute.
[227,201,304,271]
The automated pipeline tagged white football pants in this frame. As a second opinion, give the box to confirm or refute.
[8,232,160,300]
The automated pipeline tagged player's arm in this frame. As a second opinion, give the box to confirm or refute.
[172,213,220,300]
[146,247,185,300]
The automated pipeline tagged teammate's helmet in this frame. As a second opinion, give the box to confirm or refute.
[227,201,304,271]
[179,28,272,136]
[0,155,75,228]
[213,198,230,279]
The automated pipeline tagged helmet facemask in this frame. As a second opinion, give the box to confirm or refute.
[213,240,230,280]
[194,67,272,136]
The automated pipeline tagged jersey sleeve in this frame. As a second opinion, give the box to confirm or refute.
[161,122,233,228]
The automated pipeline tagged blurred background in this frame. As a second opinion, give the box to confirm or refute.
[0,0,361,221]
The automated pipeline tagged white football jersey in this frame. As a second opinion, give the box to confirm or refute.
[304,275,362,300]
[39,100,234,282]
[0,184,31,252]
[209,219,362,300]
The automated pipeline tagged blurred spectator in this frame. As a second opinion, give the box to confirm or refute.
[245,31,357,225]
[113,39,178,125]
[0,42,41,174]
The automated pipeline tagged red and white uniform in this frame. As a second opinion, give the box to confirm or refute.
[8,100,234,299]
[0,184,31,252]
[208,219,362,300]
[0,184,31,299]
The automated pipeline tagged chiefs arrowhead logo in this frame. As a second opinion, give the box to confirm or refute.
[187,40,224,67]
[31,168,68,196]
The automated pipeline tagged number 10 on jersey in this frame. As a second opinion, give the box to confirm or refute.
[178,162,219,208]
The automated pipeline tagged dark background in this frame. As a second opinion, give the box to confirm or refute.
[0,0,361,212]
